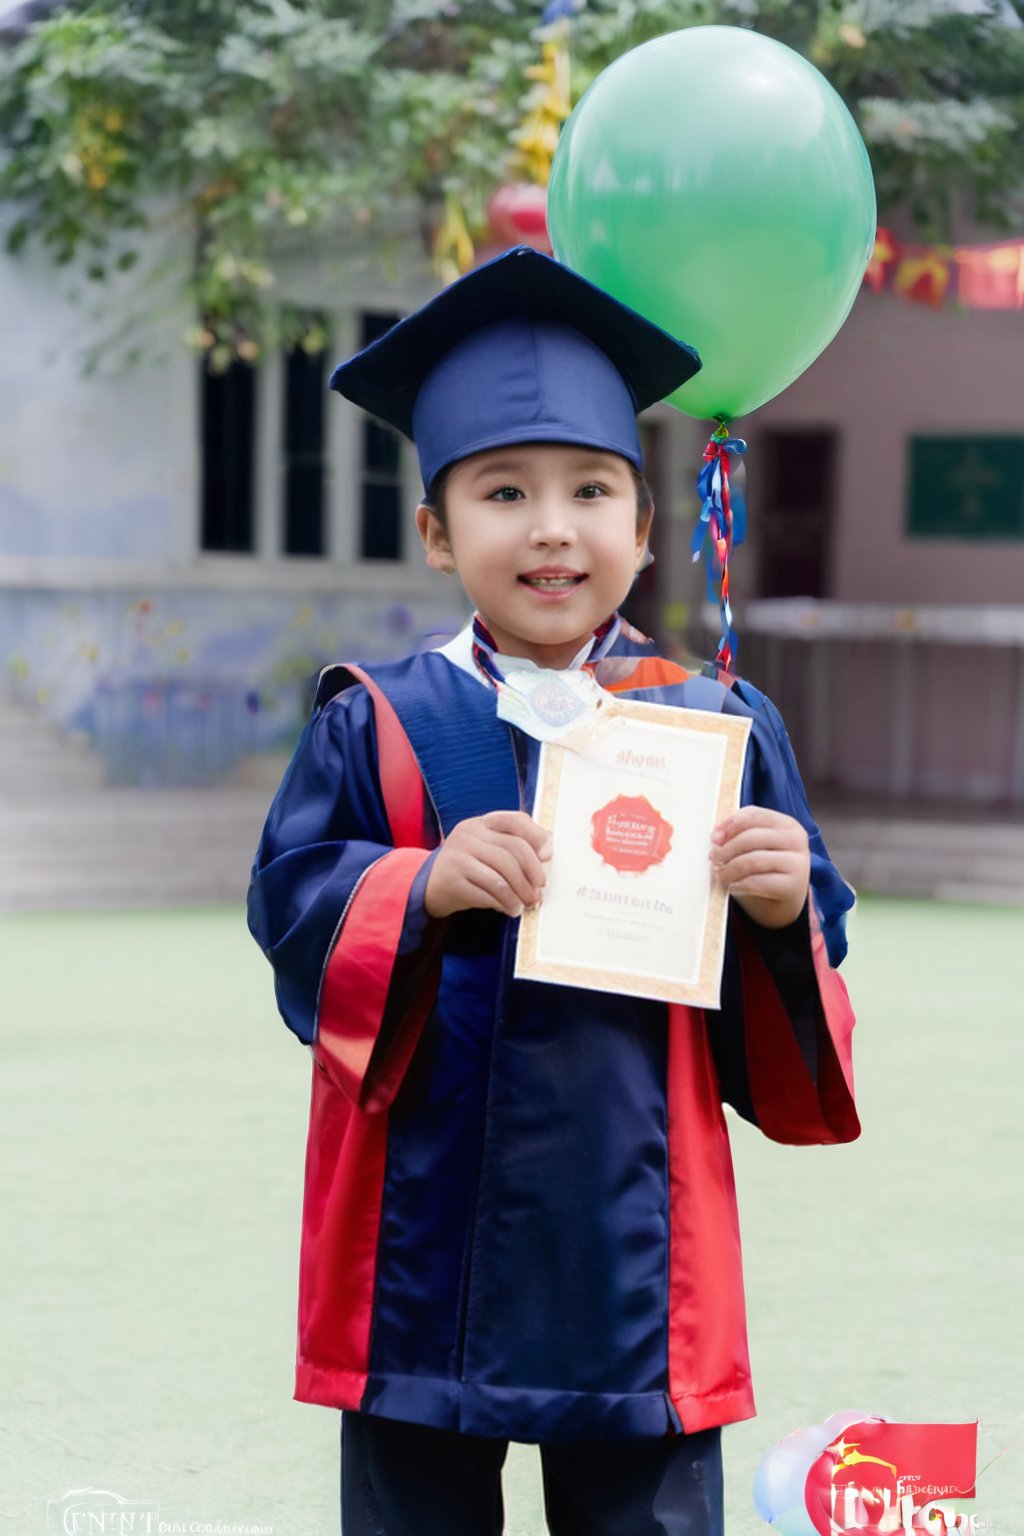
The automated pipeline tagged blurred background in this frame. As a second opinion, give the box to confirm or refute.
[1,5,1022,1536]
[1,0,1023,909]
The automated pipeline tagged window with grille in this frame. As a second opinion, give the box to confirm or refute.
[357,310,405,561]
[200,357,256,553]
[282,326,329,557]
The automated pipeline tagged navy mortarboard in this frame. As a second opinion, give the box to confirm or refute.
[329,246,701,492]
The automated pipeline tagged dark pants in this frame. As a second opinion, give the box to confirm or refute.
[341,1411,724,1536]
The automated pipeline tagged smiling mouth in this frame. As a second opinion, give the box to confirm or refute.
[518,573,587,590]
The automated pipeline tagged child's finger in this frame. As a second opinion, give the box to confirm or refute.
[712,806,799,844]
[710,824,808,864]
[492,832,548,893]
[727,874,798,900]
[484,810,553,861]
[461,872,524,918]
[473,843,541,908]
[713,850,803,888]
[712,854,810,897]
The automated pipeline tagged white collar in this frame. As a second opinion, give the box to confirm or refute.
[434,623,597,686]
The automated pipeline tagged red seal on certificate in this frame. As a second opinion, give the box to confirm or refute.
[590,794,674,874]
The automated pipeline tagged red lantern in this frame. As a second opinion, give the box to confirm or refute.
[486,184,552,253]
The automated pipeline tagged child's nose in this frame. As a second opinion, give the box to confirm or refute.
[528,500,577,546]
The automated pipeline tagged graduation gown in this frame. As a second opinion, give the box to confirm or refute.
[246,629,859,1443]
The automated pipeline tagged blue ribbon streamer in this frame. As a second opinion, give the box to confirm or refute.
[691,434,747,665]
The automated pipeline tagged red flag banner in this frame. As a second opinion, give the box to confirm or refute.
[892,247,953,309]
[864,227,900,294]
[804,1419,979,1535]
[954,239,1024,310]
[863,231,1024,310]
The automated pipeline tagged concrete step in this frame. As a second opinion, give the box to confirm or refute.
[0,695,108,795]
[2,837,259,866]
[819,814,1024,905]
[0,697,275,910]
[934,880,1024,904]
[834,863,1024,903]
[0,788,269,831]
[2,779,1023,912]
[819,817,1024,855]
[0,717,73,749]
[825,838,1024,877]
[7,867,251,910]
[0,788,271,912]
[0,759,107,795]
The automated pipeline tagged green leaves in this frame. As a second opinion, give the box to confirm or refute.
[1,0,1022,373]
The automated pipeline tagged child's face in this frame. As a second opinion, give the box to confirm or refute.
[416,442,651,669]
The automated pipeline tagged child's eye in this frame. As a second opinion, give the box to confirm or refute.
[576,483,606,500]
[488,485,523,502]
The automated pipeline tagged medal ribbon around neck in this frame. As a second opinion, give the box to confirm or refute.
[471,612,620,744]
[470,611,620,687]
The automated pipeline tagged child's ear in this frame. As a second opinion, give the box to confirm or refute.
[416,503,456,575]
[635,501,655,570]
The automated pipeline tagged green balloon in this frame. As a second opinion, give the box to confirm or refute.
[547,26,876,422]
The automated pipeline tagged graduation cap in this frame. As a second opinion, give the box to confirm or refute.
[329,246,701,492]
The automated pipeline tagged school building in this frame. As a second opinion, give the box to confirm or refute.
[1,207,1022,905]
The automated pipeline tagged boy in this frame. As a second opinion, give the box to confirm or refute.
[247,247,859,1536]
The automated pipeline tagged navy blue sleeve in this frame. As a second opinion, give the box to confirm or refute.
[708,682,856,1126]
[246,686,435,1045]
[738,685,855,969]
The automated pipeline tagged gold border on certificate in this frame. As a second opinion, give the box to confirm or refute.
[515,697,752,1007]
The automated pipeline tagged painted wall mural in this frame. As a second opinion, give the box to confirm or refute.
[0,586,465,786]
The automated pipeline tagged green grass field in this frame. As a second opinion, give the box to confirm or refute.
[2,899,1020,1536]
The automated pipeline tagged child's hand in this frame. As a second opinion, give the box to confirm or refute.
[425,811,553,920]
[709,806,810,929]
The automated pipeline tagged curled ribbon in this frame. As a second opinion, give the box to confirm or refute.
[690,420,747,672]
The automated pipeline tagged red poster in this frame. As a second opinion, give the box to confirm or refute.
[805,1420,978,1535]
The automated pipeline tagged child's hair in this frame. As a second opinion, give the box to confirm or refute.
[422,460,654,531]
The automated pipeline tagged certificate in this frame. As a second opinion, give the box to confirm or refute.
[515,697,752,1007]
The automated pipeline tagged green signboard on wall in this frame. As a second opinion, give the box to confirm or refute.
[907,435,1024,540]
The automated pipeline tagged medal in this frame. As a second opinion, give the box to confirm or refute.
[496,666,610,744]
[472,611,621,746]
